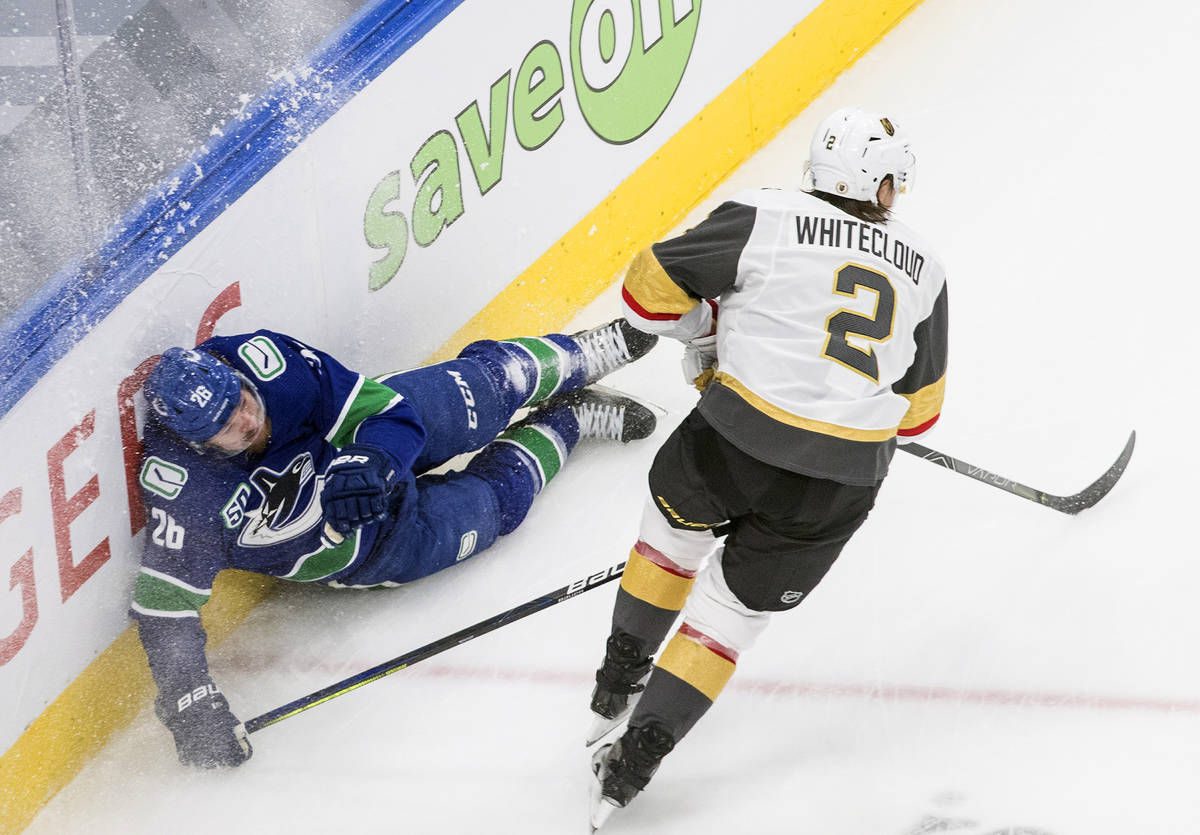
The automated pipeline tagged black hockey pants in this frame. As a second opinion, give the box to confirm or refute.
[648,409,881,612]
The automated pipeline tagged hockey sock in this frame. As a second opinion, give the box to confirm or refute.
[609,587,678,657]
[493,335,587,407]
[630,623,735,741]
[468,407,578,535]
[609,539,698,652]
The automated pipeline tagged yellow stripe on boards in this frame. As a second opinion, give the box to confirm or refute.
[620,550,695,612]
[0,571,275,834]
[431,0,925,360]
[0,1,925,831]
[657,631,737,702]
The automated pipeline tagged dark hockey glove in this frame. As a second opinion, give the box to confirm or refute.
[158,683,252,768]
[321,443,398,534]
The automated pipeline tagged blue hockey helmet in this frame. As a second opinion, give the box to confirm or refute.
[145,347,244,443]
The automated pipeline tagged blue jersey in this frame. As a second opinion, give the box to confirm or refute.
[131,330,426,621]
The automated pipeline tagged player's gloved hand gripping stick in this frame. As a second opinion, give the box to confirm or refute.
[159,682,253,768]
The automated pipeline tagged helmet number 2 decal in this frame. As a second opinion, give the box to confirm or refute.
[822,263,896,382]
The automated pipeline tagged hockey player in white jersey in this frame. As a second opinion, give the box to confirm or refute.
[586,107,949,829]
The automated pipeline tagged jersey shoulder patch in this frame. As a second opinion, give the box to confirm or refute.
[237,335,287,381]
[140,456,189,500]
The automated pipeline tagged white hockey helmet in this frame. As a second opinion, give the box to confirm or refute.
[807,107,915,203]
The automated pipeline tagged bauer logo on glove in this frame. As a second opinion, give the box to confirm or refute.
[320,443,399,534]
[157,680,253,769]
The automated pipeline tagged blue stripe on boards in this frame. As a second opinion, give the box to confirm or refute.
[0,0,466,421]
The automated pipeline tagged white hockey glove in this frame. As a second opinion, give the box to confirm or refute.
[681,334,718,390]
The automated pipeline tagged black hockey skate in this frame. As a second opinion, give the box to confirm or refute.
[587,630,653,745]
[588,721,676,831]
[570,319,658,385]
[567,386,657,443]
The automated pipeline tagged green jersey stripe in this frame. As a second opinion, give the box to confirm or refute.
[326,374,366,444]
[327,377,409,448]
[139,566,212,596]
[354,392,407,443]
[133,570,211,615]
[283,530,362,582]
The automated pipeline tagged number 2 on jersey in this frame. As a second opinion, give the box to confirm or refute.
[822,264,896,382]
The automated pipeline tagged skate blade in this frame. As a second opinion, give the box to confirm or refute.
[583,383,669,418]
[588,745,619,832]
[585,712,626,747]
[586,719,621,748]
[589,798,618,832]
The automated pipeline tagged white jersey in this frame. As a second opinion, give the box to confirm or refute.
[622,188,948,485]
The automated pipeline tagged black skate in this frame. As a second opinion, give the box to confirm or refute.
[567,386,657,443]
[570,319,658,385]
[588,721,676,831]
[587,630,653,746]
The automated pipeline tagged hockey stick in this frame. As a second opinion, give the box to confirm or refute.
[244,562,625,734]
[898,430,1136,514]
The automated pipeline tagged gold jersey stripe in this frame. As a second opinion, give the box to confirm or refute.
[713,372,899,442]
[620,550,695,611]
[657,631,737,701]
[899,374,946,429]
[623,248,698,316]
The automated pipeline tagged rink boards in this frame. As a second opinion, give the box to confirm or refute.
[0,0,922,830]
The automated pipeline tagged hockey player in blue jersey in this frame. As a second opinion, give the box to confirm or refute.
[133,319,657,768]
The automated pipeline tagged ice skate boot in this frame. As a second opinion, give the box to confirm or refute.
[570,319,658,384]
[567,386,657,443]
[587,630,653,745]
[588,721,676,831]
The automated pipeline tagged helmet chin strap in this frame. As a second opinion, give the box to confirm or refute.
[799,161,816,192]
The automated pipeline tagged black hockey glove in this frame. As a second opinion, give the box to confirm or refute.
[158,683,252,768]
[321,443,398,534]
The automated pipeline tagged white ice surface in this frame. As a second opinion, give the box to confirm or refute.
[27,0,1200,832]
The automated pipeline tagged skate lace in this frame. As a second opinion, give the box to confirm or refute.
[573,400,625,441]
[577,323,630,380]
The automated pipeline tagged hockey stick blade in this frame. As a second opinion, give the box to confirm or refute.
[899,430,1135,515]
[244,562,625,734]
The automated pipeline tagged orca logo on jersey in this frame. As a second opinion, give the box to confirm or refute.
[237,453,325,547]
[780,590,804,605]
